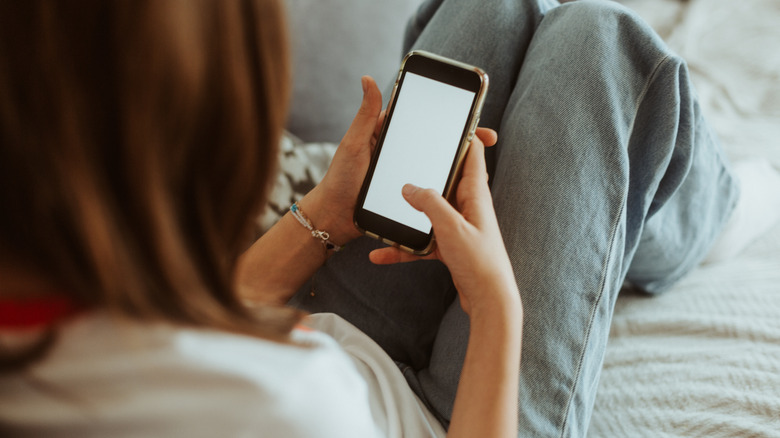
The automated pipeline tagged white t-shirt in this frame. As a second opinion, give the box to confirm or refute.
[0,312,446,438]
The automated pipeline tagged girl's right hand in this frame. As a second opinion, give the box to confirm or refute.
[368,129,519,316]
[371,129,522,438]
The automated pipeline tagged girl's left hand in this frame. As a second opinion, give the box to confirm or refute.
[299,76,384,246]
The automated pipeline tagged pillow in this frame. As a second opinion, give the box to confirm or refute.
[256,133,337,235]
[702,158,780,264]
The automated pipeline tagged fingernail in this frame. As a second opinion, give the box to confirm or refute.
[402,184,418,197]
[361,77,368,95]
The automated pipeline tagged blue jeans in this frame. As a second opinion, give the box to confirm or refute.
[290,0,739,436]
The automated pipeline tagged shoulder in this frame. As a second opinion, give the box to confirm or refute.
[2,313,382,438]
[175,322,382,435]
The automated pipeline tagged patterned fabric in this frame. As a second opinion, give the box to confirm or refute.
[256,132,337,234]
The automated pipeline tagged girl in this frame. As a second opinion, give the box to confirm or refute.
[0,0,737,436]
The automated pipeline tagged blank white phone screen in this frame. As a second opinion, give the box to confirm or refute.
[363,72,475,233]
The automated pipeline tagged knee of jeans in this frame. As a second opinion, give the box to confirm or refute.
[542,0,664,62]
[553,0,642,27]
[522,0,672,128]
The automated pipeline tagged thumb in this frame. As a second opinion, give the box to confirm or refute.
[402,184,461,232]
[341,76,383,145]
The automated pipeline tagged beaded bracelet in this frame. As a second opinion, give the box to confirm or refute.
[290,202,343,253]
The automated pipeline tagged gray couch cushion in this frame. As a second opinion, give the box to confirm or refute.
[284,0,424,143]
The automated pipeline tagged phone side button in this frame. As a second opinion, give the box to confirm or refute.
[366,230,380,240]
[467,116,480,142]
[381,238,400,249]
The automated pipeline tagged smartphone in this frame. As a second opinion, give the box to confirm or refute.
[354,50,489,255]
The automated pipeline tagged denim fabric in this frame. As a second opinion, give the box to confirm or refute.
[289,0,739,436]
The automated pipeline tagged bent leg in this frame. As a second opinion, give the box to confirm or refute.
[410,0,738,436]
[289,0,557,372]
[292,0,738,436]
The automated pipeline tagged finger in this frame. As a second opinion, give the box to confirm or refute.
[368,247,402,264]
[370,109,387,152]
[475,127,497,147]
[402,184,463,233]
[373,110,386,141]
[461,134,488,183]
[341,76,383,147]
[456,136,494,225]
[368,246,437,265]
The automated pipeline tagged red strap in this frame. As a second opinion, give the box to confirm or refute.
[0,295,80,329]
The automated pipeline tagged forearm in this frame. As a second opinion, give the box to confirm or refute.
[448,286,522,438]
[236,76,380,304]
[235,190,355,305]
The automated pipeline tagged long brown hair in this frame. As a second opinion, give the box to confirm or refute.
[0,0,299,369]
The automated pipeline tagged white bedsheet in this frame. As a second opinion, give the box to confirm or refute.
[591,222,780,436]
[590,0,780,436]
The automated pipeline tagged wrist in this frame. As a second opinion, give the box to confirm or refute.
[467,275,522,321]
[298,188,361,247]
[469,290,521,320]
